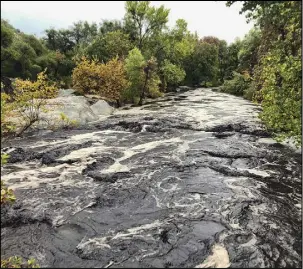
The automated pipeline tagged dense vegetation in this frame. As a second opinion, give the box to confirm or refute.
[1,1,301,140]
[224,1,301,145]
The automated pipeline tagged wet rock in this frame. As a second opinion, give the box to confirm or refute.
[213,132,234,139]
[41,153,57,165]
[1,88,301,268]
[6,147,42,163]
[86,171,131,183]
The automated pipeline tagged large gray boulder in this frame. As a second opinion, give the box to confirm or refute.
[58,89,76,97]
[39,95,99,127]
[90,100,114,116]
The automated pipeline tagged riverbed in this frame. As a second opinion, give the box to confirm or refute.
[1,88,301,268]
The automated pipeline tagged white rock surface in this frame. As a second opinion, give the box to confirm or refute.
[90,100,114,116]
[58,89,76,97]
[40,95,98,126]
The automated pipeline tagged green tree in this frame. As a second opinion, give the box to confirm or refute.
[223,38,242,80]
[227,1,302,145]
[84,30,132,63]
[160,60,185,90]
[238,28,261,75]
[184,40,219,86]
[99,19,123,35]
[124,47,146,102]
[124,1,169,51]
[70,21,98,46]
[103,30,132,60]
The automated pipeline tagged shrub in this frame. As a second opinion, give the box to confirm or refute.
[99,57,128,106]
[1,91,16,138]
[221,71,251,96]
[59,112,79,129]
[72,57,101,95]
[1,256,39,268]
[160,60,185,90]
[145,57,162,99]
[243,81,257,101]
[1,180,15,205]
[11,70,58,136]
[1,153,15,205]
[72,57,128,106]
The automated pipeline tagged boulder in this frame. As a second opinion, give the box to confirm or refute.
[90,100,114,116]
[58,89,76,97]
[39,95,99,127]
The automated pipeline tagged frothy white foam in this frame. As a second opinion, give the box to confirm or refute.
[195,244,230,268]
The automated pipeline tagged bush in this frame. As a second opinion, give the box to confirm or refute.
[1,91,16,138]
[99,57,128,105]
[221,71,251,96]
[1,256,39,268]
[72,57,128,106]
[243,81,257,101]
[11,70,58,136]
[72,57,101,95]
[1,154,16,205]
[1,180,15,205]
[160,60,185,90]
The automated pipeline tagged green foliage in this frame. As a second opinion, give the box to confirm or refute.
[1,20,16,69]
[184,41,219,86]
[1,153,9,166]
[1,180,16,205]
[238,28,261,75]
[227,1,302,145]
[59,112,79,129]
[223,38,242,80]
[124,1,169,51]
[221,71,252,96]
[1,256,39,268]
[1,91,16,138]
[103,31,132,60]
[1,154,15,205]
[124,48,161,104]
[145,57,162,99]
[11,70,58,135]
[84,31,132,63]
[258,46,301,145]
[99,20,123,35]
[160,60,185,89]
[72,57,128,103]
[124,48,146,102]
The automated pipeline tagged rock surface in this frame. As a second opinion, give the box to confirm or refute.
[1,88,301,268]
[90,100,114,116]
[36,90,114,128]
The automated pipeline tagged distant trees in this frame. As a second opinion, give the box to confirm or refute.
[1,1,232,95]
[1,1,300,144]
